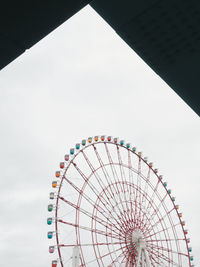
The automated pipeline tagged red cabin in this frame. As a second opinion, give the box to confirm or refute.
[184,229,188,235]
[107,136,112,141]
[52,260,57,267]
[55,171,60,178]
[60,162,64,169]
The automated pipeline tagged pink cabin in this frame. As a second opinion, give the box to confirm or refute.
[65,154,69,161]
[49,246,54,253]
[113,138,118,144]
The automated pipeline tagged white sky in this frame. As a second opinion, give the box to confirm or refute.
[0,5,199,267]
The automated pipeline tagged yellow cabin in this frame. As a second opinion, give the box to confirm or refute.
[52,181,57,188]
[88,137,92,143]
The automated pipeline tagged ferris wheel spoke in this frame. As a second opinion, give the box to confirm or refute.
[100,243,127,257]
[103,144,129,223]
[142,214,169,237]
[150,248,180,266]
[72,161,112,208]
[99,152,129,222]
[121,251,132,267]
[149,243,189,257]
[149,192,168,220]
[116,145,134,225]
[145,221,180,239]
[83,244,128,266]
[63,175,105,215]
[60,241,126,247]
[118,181,152,232]
[137,158,142,223]
[62,176,123,234]
[58,194,122,235]
[118,149,135,226]
[124,244,137,266]
[148,247,167,266]
[127,150,136,223]
[104,143,130,217]
[116,145,127,195]
[81,150,117,207]
[93,183,132,234]
[93,196,129,238]
[142,178,162,221]
[58,219,124,241]
[104,143,124,195]
[147,233,173,264]
[109,249,127,266]
[140,168,151,224]
[133,157,143,229]
[81,149,129,228]
[121,252,133,266]
[92,144,130,227]
[104,221,118,267]
[143,206,176,236]
[127,181,172,251]
[147,238,185,243]
[149,252,168,267]
[141,194,172,233]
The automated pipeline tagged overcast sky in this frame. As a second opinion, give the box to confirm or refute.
[0,5,199,267]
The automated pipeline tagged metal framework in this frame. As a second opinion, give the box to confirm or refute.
[47,135,193,266]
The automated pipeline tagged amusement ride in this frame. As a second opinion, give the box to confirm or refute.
[47,135,193,266]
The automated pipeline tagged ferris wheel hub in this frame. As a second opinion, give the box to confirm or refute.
[132,230,146,249]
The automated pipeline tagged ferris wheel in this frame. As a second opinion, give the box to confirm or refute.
[47,135,194,267]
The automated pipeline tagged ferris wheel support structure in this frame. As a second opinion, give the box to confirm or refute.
[70,232,152,267]
[132,231,151,267]
[72,246,80,267]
